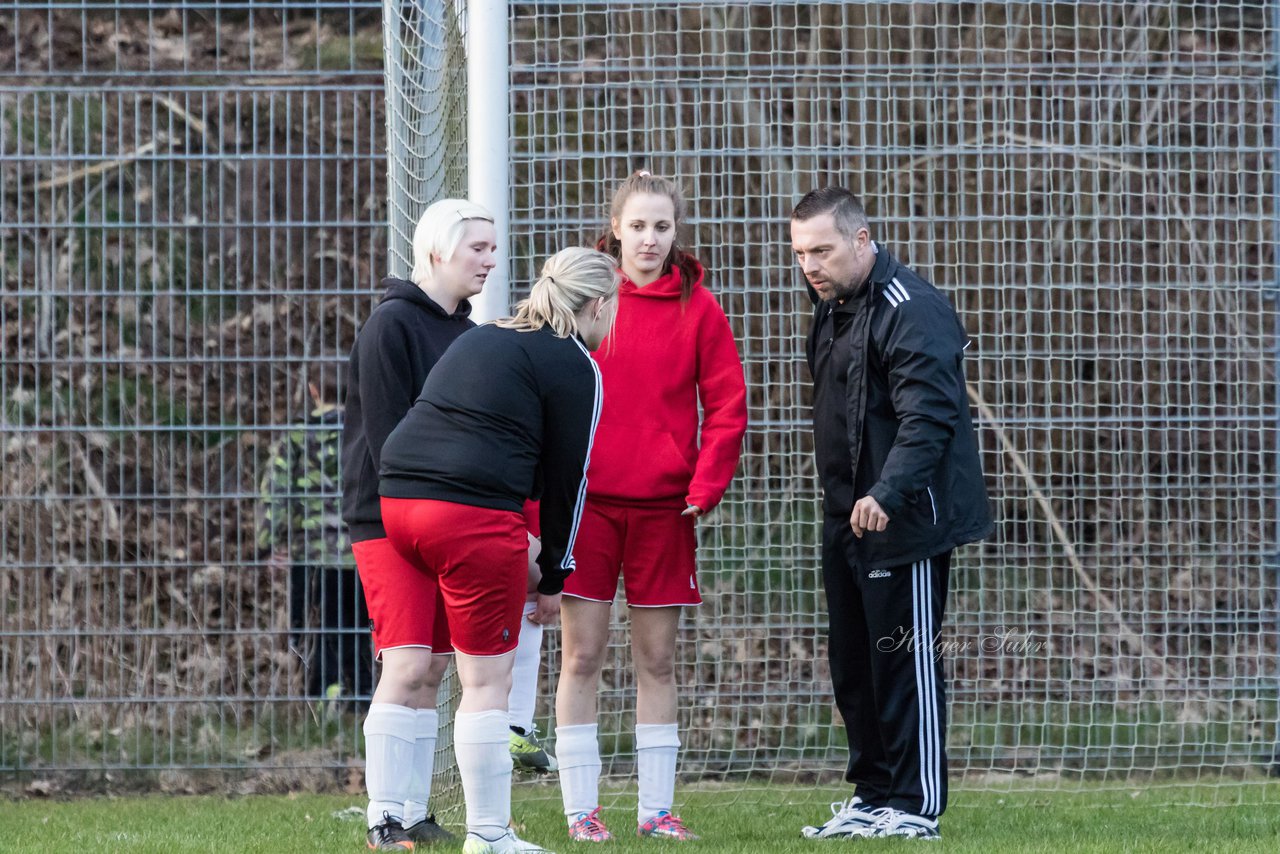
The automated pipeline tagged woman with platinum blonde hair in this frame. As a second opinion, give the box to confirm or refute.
[341,198,495,849]
[378,247,619,854]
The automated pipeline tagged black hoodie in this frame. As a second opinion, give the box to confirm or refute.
[340,278,474,542]
[379,324,602,595]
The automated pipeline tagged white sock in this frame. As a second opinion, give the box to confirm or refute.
[636,723,680,823]
[507,601,543,734]
[363,703,418,828]
[454,709,512,839]
[556,723,602,820]
[403,708,439,826]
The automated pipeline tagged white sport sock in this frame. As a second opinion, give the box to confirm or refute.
[555,723,602,820]
[363,703,418,828]
[636,723,680,823]
[507,601,543,734]
[454,709,512,840]
[403,708,439,826]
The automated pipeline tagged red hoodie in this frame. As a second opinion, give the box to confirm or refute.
[586,260,748,512]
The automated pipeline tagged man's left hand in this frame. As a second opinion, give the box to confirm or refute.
[850,496,888,538]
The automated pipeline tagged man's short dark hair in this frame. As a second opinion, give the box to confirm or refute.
[791,187,870,242]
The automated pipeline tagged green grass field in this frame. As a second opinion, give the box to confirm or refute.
[3,783,1280,853]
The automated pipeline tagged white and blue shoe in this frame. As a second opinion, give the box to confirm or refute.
[461,829,555,853]
[858,808,940,840]
[800,796,882,838]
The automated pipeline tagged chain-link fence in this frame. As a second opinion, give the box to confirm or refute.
[1,1,388,792]
[3,0,1280,805]
[492,0,1280,802]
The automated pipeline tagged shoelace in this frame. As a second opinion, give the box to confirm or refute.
[827,797,869,822]
[574,808,609,837]
[648,813,693,838]
[371,812,407,844]
[866,807,905,830]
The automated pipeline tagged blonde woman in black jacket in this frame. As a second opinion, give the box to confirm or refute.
[378,247,619,854]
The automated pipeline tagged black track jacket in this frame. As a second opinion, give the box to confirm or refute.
[379,324,602,595]
[340,279,474,542]
[807,246,993,569]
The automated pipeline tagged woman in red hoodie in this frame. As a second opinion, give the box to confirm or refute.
[554,171,748,842]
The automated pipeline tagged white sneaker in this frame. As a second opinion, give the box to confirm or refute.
[800,796,882,838]
[858,808,940,840]
[462,828,557,854]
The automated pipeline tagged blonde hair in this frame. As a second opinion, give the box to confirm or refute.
[495,247,620,337]
[410,198,495,285]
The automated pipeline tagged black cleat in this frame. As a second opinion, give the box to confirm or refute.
[367,813,415,850]
[405,814,456,845]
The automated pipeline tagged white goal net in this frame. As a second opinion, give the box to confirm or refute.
[383,0,1279,809]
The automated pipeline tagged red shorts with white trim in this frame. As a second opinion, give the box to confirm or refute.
[562,497,700,607]
[380,497,527,657]
[352,536,453,658]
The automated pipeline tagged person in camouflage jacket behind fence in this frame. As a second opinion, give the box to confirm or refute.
[259,384,372,708]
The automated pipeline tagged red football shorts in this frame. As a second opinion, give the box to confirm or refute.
[522,499,541,539]
[352,536,453,658]
[563,497,700,607]
[380,497,527,657]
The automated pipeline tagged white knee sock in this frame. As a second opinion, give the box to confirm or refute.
[556,723,602,820]
[403,708,439,825]
[363,703,418,828]
[454,709,512,839]
[507,601,543,734]
[636,723,680,823]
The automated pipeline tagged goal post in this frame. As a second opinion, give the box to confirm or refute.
[464,0,511,324]
[382,0,509,323]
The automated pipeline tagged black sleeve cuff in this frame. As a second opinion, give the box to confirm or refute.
[869,484,905,517]
[536,574,566,596]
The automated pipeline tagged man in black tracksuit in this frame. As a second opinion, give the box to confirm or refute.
[791,188,993,841]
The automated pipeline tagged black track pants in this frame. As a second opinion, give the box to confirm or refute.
[821,514,951,818]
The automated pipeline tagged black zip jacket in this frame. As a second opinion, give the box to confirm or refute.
[340,279,474,542]
[807,246,993,569]
[379,324,602,596]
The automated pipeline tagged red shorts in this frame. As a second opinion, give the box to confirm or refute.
[381,497,527,657]
[562,498,700,607]
[522,499,541,538]
[352,537,453,658]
